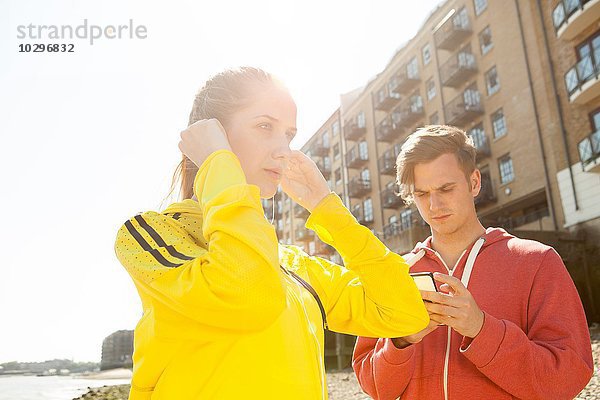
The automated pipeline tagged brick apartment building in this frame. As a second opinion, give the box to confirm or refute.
[262,0,600,367]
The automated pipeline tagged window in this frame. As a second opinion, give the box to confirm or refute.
[357,111,366,128]
[410,93,423,113]
[335,168,342,186]
[479,26,493,55]
[363,198,373,222]
[332,121,340,137]
[422,44,431,65]
[430,112,439,125]
[389,214,398,225]
[333,143,340,160]
[323,156,331,170]
[400,209,413,230]
[473,0,487,16]
[407,57,419,79]
[321,131,329,147]
[492,109,507,138]
[426,78,436,101]
[468,123,487,150]
[361,168,370,182]
[359,140,369,160]
[308,241,315,254]
[486,66,500,95]
[498,155,514,184]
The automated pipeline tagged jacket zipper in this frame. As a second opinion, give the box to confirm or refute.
[280,266,328,330]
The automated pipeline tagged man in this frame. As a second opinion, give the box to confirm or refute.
[353,125,593,400]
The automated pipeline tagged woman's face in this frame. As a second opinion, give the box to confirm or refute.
[223,83,297,198]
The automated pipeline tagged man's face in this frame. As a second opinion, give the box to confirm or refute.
[412,153,481,236]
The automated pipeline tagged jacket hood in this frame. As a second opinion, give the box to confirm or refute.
[411,227,513,255]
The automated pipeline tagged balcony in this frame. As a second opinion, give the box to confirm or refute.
[344,120,367,141]
[374,81,401,111]
[294,203,309,219]
[348,176,371,198]
[393,64,421,94]
[475,170,496,207]
[295,228,314,242]
[316,160,332,179]
[382,214,428,240]
[578,129,600,172]
[381,187,403,209]
[346,143,369,168]
[376,115,403,142]
[351,206,374,226]
[439,45,477,87]
[378,145,401,176]
[473,135,491,159]
[434,7,472,51]
[564,48,600,104]
[444,84,484,126]
[392,95,425,129]
[311,140,330,157]
[553,0,600,40]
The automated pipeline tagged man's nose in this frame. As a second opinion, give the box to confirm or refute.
[429,192,443,211]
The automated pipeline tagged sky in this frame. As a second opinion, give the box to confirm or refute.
[0,0,443,363]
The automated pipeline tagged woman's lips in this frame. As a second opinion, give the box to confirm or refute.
[265,169,282,181]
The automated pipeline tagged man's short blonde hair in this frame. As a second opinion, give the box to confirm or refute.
[396,125,477,204]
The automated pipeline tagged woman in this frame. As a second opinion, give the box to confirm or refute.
[114,67,430,399]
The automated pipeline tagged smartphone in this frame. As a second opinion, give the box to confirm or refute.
[410,272,438,292]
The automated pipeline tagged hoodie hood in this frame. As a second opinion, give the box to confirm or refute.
[411,227,513,255]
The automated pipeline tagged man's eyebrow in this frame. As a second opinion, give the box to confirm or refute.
[253,114,297,133]
[414,182,457,192]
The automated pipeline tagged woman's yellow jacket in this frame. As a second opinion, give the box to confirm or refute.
[114,150,429,399]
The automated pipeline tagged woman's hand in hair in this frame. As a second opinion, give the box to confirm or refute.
[280,151,330,213]
[179,119,232,167]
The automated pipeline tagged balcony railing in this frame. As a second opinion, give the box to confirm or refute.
[294,203,309,219]
[381,187,404,209]
[552,0,599,40]
[376,115,403,142]
[378,145,401,176]
[439,45,477,87]
[392,95,425,129]
[444,84,484,126]
[346,144,369,168]
[374,81,402,111]
[348,177,371,198]
[564,47,600,104]
[382,215,427,240]
[473,134,491,159]
[393,64,421,94]
[316,160,332,179]
[344,120,367,141]
[295,228,314,241]
[474,171,496,207]
[578,129,600,172]
[351,206,374,225]
[311,140,330,157]
[434,7,472,51]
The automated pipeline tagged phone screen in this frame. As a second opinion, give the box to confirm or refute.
[410,272,438,292]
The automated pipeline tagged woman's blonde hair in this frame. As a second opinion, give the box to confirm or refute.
[167,67,276,201]
[396,125,477,204]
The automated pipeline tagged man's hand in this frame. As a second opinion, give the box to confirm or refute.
[391,319,440,349]
[420,273,484,338]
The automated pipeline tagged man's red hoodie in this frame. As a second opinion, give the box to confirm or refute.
[353,227,593,400]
